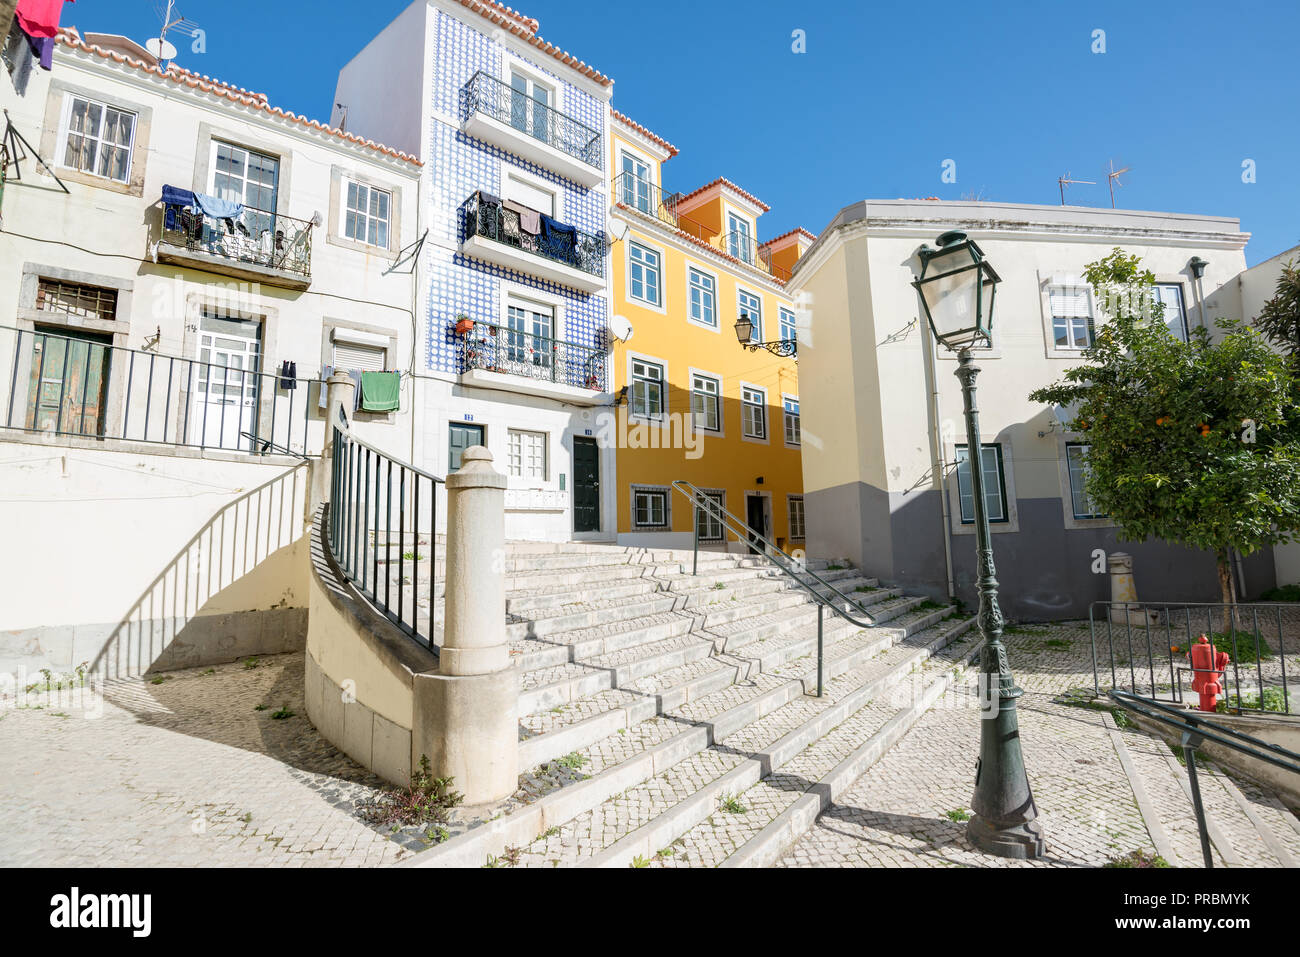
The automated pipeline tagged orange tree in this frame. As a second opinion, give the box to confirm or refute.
[1030,249,1300,610]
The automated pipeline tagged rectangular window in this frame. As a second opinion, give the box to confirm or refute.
[695,490,724,542]
[332,340,386,372]
[212,141,280,240]
[742,385,767,439]
[738,289,762,341]
[1066,443,1104,520]
[955,444,1008,524]
[727,213,753,264]
[688,268,716,327]
[509,69,553,144]
[506,299,554,368]
[1152,283,1188,341]
[503,171,556,217]
[1049,284,1094,350]
[779,307,797,346]
[507,429,548,480]
[60,95,136,183]
[628,242,662,306]
[633,488,669,528]
[788,495,806,541]
[630,358,664,419]
[35,279,118,321]
[448,423,485,472]
[691,374,721,432]
[620,152,652,214]
[783,397,801,446]
[343,180,392,248]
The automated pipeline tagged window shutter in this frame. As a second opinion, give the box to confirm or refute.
[1049,286,1091,318]
[503,175,556,216]
[333,341,386,372]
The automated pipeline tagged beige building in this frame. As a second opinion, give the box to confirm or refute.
[789,199,1279,620]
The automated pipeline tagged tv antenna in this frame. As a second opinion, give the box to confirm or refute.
[1057,172,1095,206]
[148,1,203,66]
[1106,159,1132,209]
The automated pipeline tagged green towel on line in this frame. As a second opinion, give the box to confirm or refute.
[360,371,400,412]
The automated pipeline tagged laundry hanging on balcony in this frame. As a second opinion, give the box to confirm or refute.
[16,0,75,40]
[504,199,540,235]
[539,214,576,259]
[161,185,197,231]
[359,371,401,412]
[195,192,245,220]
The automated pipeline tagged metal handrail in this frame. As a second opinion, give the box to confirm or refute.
[673,479,878,697]
[1108,689,1300,868]
[461,191,606,278]
[160,199,314,278]
[328,420,444,654]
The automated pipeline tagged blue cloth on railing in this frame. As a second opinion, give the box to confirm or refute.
[195,192,244,220]
[162,186,197,231]
[539,214,576,262]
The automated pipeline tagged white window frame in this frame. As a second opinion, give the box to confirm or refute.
[618,148,654,214]
[57,93,138,184]
[627,240,664,310]
[686,264,719,330]
[499,282,565,342]
[695,489,726,543]
[500,164,561,220]
[628,354,666,421]
[726,210,754,264]
[787,494,806,542]
[737,287,763,341]
[341,178,393,249]
[782,395,801,448]
[690,370,722,434]
[507,428,549,481]
[778,306,798,345]
[944,440,1020,535]
[741,382,768,443]
[632,485,670,529]
[1152,282,1190,342]
[1039,274,1094,360]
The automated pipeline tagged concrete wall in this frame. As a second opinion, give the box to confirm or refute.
[305,506,439,786]
[0,434,312,676]
[791,200,1277,619]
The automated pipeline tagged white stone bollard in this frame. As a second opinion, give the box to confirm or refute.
[311,373,357,515]
[1108,552,1157,626]
[414,445,518,806]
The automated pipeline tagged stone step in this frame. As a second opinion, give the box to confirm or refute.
[405,613,974,869]
[516,621,977,868]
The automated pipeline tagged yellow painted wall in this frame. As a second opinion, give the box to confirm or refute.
[607,131,803,546]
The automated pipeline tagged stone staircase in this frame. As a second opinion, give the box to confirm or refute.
[1104,712,1300,868]
[400,541,980,868]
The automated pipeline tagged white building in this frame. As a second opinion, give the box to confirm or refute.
[789,199,1280,620]
[332,0,617,542]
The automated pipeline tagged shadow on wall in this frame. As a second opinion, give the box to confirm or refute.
[90,465,313,679]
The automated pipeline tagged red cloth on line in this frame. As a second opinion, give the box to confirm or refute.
[15,0,74,40]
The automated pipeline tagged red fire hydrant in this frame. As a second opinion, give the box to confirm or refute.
[1187,635,1229,713]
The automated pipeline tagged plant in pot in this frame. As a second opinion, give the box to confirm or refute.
[454,314,474,335]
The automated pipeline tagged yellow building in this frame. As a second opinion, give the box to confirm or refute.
[607,109,815,551]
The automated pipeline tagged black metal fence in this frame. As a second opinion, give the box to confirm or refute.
[328,424,443,653]
[1,324,321,456]
[458,320,606,391]
[461,191,606,278]
[161,201,314,279]
[463,70,602,171]
[1089,601,1295,715]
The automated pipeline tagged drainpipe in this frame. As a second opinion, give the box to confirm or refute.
[923,315,957,600]
[1188,256,1210,332]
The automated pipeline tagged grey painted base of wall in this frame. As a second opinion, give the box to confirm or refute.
[807,482,1278,622]
[304,649,411,787]
[0,606,307,679]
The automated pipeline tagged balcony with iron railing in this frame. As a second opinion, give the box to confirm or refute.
[156,193,315,290]
[459,191,607,293]
[455,320,608,401]
[610,172,792,283]
[461,71,603,187]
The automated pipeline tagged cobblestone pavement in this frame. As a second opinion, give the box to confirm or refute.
[0,653,413,867]
[779,621,1299,868]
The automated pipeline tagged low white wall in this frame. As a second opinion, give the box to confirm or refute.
[0,434,313,676]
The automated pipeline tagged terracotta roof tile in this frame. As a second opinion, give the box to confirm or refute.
[613,200,788,287]
[453,0,611,87]
[761,227,817,248]
[54,31,422,167]
[677,176,770,213]
[609,109,678,157]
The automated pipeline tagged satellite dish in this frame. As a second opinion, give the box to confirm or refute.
[609,314,634,343]
[146,37,179,61]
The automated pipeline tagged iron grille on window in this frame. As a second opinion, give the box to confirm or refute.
[35,279,118,321]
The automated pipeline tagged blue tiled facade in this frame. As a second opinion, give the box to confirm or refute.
[423,8,607,377]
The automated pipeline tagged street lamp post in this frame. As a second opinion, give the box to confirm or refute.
[734,313,798,357]
[913,230,1046,859]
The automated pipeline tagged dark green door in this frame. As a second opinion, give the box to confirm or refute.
[572,437,600,533]
[448,423,484,472]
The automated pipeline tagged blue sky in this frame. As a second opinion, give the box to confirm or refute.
[77,0,1299,266]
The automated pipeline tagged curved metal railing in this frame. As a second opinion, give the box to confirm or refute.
[329,418,444,653]
[672,480,880,695]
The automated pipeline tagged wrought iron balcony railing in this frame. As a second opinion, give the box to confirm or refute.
[457,320,606,392]
[463,71,602,171]
[161,200,314,279]
[461,191,606,279]
[610,173,792,282]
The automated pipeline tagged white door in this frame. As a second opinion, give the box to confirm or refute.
[193,315,261,450]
